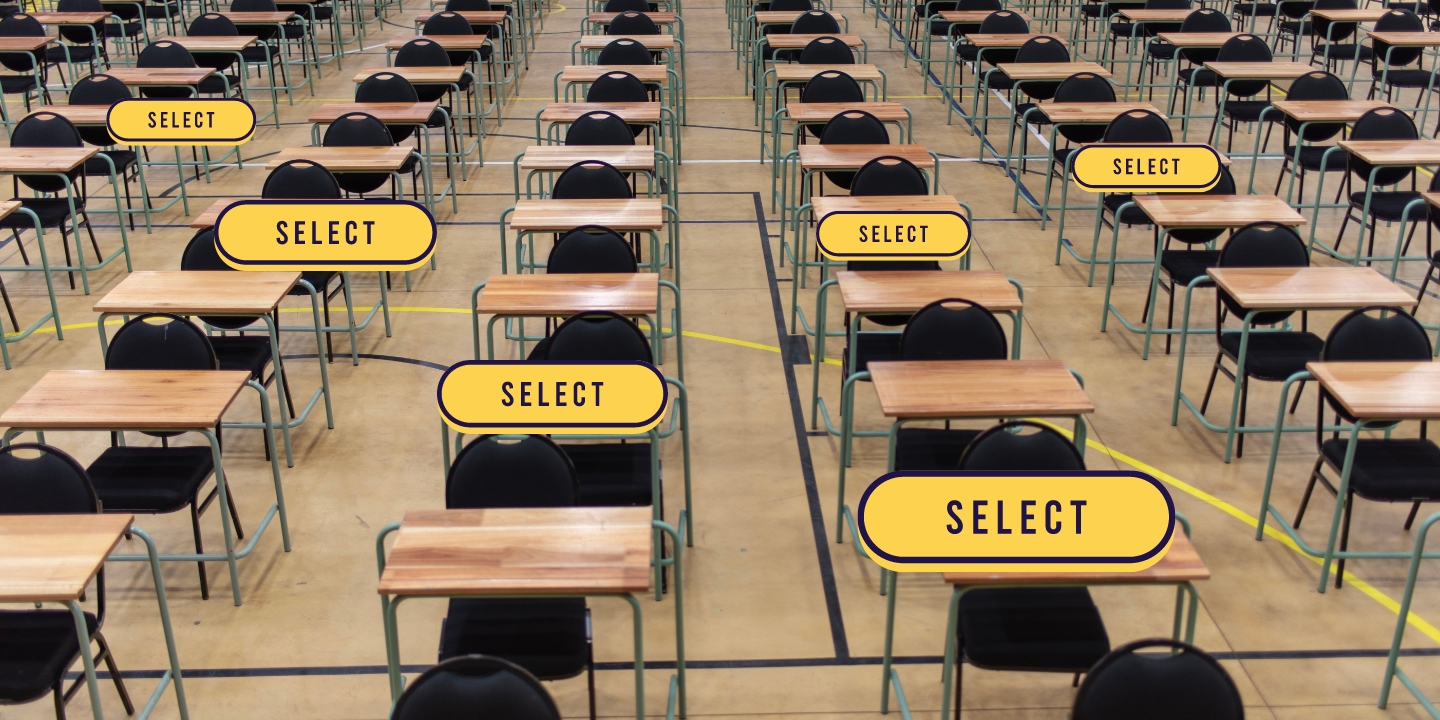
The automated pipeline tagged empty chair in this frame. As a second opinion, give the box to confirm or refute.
[1173,33,1263,122]
[261,160,354,359]
[551,160,634,199]
[770,10,840,61]
[849,156,928,196]
[1274,71,1350,202]
[322,111,421,199]
[1309,0,1368,70]
[50,0,109,73]
[956,10,1028,69]
[393,39,474,144]
[1148,8,1228,98]
[189,13,281,97]
[68,73,140,229]
[817,110,888,190]
[0,14,55,102]
[546,226,638,273]
[1109,0,1190,66]
[1150,166,1239,354]
[1042,72,1116,177]
[984,35,1067,136]
[1072,640,1244,719]
[604,0,650,10]
[1334,107,1422,261]
[1206,34,1277,151]
[931,0,1000,50]
[565,110,635,145]
[0,112,101,290]
[958,420,1087,470]
[391,656,563,720]
[1369,10,1432,103]
[608,9,659,34]
[1095,110,1173,231]
[136,40,237,98]
[798,70,862,138]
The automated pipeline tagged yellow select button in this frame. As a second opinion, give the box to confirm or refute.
[816,211,970,260]
[106,98,256,145]
[1069,143,1223,192]
[857,471,1175,573]
[215,200,436,271]
[438,361,669,434]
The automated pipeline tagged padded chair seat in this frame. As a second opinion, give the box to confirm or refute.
[280,23,306,39]
[1349,190,1427,222]
[1108,20,1134,37]
[1221,99,1274,122]
[957,43,980,61]
[559,442,654,506]
[209,335,273,380]
[1313,43,1371,61]
[1217,331,1323,381]
[143,3,179,19]
[1285,143,1349,172]
[983,69,1014,90]
[1014,101,1051,125]
[1081,3,1103,17]
[87,446,216,513]
[104,20,144,37]
[844,331,903,376]
[1320,438,1440,501]
[46,45,98,64]
[1177,66,1219,87]
[1147,41,1177,59]
[929,18,953,35]
[289,270,337,296]
[894,427,982,471]
[1159,249,1220,286]
[439,598,588,678]
[0,73,36,94]
[1278,19,1312,33]
[0,610,98,702]
[240,43,281,63]
[85,150,137,176]
[198,74,242,95]
[0,198,84,229]
[1374,68,1437,88]
[1104,193,1151,225]
[958,588,1111,670]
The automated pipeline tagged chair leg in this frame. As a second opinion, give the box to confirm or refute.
[1165,279,1177,354]
[1289,379,1306,414]
[953,650,963,720]
[1336,489,1355,589]
[0,274,18,332]
[586,630,597,720]
[53,680,67,720]
[1199,351,1225,413]
[1294,456,1326,528]
[1406,500,1424,530]
[94,632,134,714]
[223,479,245,542]
[1236,375,1250,458]
[191,501,209,600]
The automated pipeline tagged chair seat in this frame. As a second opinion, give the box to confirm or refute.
[1147,41,1177,59]
[0,198,84,229]
[288,270,338,296]
[1014,101,1051,125]
[1349,190,1427,222]
[1108,20,1134,37]
[1285,143,1348,172]
[104,20,143,37]
[143,3,178,19]
[46,45,98,63]
[844,331,903,376]
[439,598,588,679]
[1321,438,1440,501]
[1374,68,1436,88]
[1081,3,1103,16]
[1104,193,1150,225]
[957,44,979,61]
[87,446,216,514]
[1159,249,1220,286]
[1222,100,1274,123]
[559,442,653,506]
[895,427,982,471]
[958,588,1110,671]
[0,610,98,702]
[240,43,281,63]
[209,335,273,380]
[0,73,36,94]
[1177,66,1218,87]
[1278,19,1311,34]
[197,74,241,95]
[85,150,137,176]
[983,69,1013,90]
[281,24,306,39]
[1217,331,1323,381]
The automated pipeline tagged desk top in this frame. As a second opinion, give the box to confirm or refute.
[377,507,653,597]
[353,66,465,84]
[24,105,108,125]
[268,145,412,172]
[1133,194,1305,228]
[539,102,661,123]
[812,195,964,215]
[1155,31,1242,46]
[476,273,659,316]
[1119,8,1194,21]
[1,369,251,430]
[155,34,259,51]
[518,145,656,171]
[588,10,677,23]
[1340,139,1440,165]
[191,197,244,227]
[575,34,679,49]
[385,33,491,50]
[1202,61,1316,78]
[0,200,21,222]
[869,359,1094,418]
[105,67,215,86]
[1270,99,1392,122]
[93,270,299,315]
[996,60,1111,80]
[763,33,864,48]
[414,10,508,23]
[1311,7,1388,20]
[966,32,1065,47]
[775,63,882,81]
[1208,266,1418,310]
[559,64,669,82]
[216,10,297,22]
[308,100,439,124]
[755,9,807,23]
[0,146,96,173]
[1308,361,1440,420]
[1366,30,1440,45]
[27,10,110,23]
[1421,191,1440,210]
[798,143,933,170]
[0,515,135,602]
[787,101,908,122]
[943,532,1209,585]
[937,9,1032,21]
[1037,101,1161,123]
[0,36,53,51]
[510,198,664,231]
[836,270,1022,313]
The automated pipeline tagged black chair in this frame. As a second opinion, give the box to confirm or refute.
[850,156,928,196]
[817,109,888,190]
[928,0,999,54]
[189,13,281,97]
[0,112,101,291]
[438,436,597,720]
[68,74,140,230]
[1273,71,1350,202]
[391,656,563,720]
[323,111,424,199]
[231,0,312,82]
[769,10,840,61]
[1310,0,1368,71]
[955,10,1027,82]
[596,37,652,65]
[0,14,55,101]
[262,159,353,358]
[1042,72,1115,177]
[1109,0,1189,68]
[1334,107,1423,261]
[0,443,135,720]
[1369,9,1433,103]
[136,40,238,98]
[798,70,862,138]
[1095,110,1172,232]
[547,225,638,272]
[951,421,1109,720]
[1172,33,1260,120]
[757,0,811,13]
[50,0,109,74]
[1293,306,1436,588]
[551,160,634,199]
[393,39,474,143]
[1198,222,1320,458]
[1150,166,1238,354]
[422,11,497,114]
[986,35,1067,136]
[1147,8,1226,98]
[99,0,145,61]
[93,313,245,600]
[1276,0,1316,55]
[798,34,854,64]
[1072,639,1244,719]
[586,69,651,104]
[565,110,635,146]
[1205,34,1276,151]
[608,9,660,34]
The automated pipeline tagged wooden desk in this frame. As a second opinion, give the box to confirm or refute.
[0,369,249,430]
[385,33,491,51]
[104,67,215,87]
[517,145,656,172]
[0,36,52,52]
[1341,139,1440,165]
[1365,30,1440,46]
[1155,31,1242,47]
[1133,194,1305,228]
[1207,266,1418,310]
[267,145,412,172]
[1308,361,1440,420]
[559,64,670,84]
[23,105,108,125]
[798,144,934,169]
[0,146,96,173]
[414,10,507,23]
[155,35,259,51]
[996,61,1111,81]
[1311,7,1388,21]
[510,198,663,231]
[1271,99,1392,123]
[1202,60,1316,78]
[25,11,109,23]
[755,9,806,24]
[965,32,1064,47]
[937,9,1032,22]
[943,532,1210,585]
[787,101,908,122]
[0,514,133,602]
[191,197,244,228]
[774,63,883,82]
[539,102,661,123]
[308,100,439,125]
[575,34,680,50]
[1037,101,1162,123]
[353,66,465,84]
[588,10,677,24]
[763,33,864,48]
[93,270,299,316]
[216,10,297,23]
[869,359,1093,418]
[835,270,1022,313]
[1119,8,1194,21]
[476,273,659,316]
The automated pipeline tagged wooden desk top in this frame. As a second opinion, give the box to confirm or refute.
[1422,191,1440,210]
[937,9,1032,22]
[0,515,135,602]
[812,195,964,215]
[1,369,251,430]
[1155,31,1241,46]
[414,10,507,23]
[1311,7,1388,20]
[870,360,1094,418]
[24,105,108,125]
[1208,266,1418,310]
[787,101,908,122]
[575,34,679,49]
[510,198,664,231]
[539,102,661,123]
[798,144,933,170]
[518,145,656,172]
[385,33,491,50]
[559,64,669,83]
[0,146,96,173]
[1133,194,1305,228]
[588,10,677,23]
[836,270,1022,313]
[216,10,297,22]
[105,67,215,86]
[1270,99,1392,122]
[156,34,259,51]
[191,197,243,228]
[1202,61,1316,78]
[1366,30,1440,45]
[966,33,1064,47]
[476,273,659,315]
[0,36,53,51]
[755,9,806,23]
[1037,101,1161,123]
[308,100,439,124]
[27,10,109,23]
[1339,139,1440,166]
[943,532,1209,585]
[763,33,864,48]
[93,270,299,315]
[0,200,21,222]
[377,507,653,597]
[996,60,1111,81]
[1308,361,1440,420]
[353,66,465,84]
[1119,8,1193,21]
[775,63,883,81]
[268,145,412,172]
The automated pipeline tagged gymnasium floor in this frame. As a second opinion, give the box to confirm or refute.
[9,0,1440,717]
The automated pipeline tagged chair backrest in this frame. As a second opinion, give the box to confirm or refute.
[424,10,473,34]
[1311,0,1358,41]
[446,435,578,508]
[1323,307,1432,362]
[958,0,1001,7]
[537,311,653,362]
[1072,640,1243,720]
[262,159,343,199]
[1283,71,1348,140]
[819,110,888,144]
[604,0,648,11]
[69,74,132,147]
[138,39,198,68]
[323,112,395,147]
[1373,9,1425,68]
[1014,35,1068,63]
[189,11,239,35]
[898,298,1008,360]
[391,656,563,720]
[609,9,660,34]
[180,228,257,330]
[357,70,422,102]
[801,70,863,103]
[587,70,649,102]
[850,156,928,196]
[1216,221,1309,324]
[547,225,638,273]
[105,313,218,371]
[791,9,841,33]
[10,112,84,193]
[0,443,100,514]
[596,37,654,65]
[1214,34,1270,97]
[1176,8,1229,63]
[1350,107,1418,187]
[1054,72,1116,103]
[958,421,1086,470]
[565,110,636,146]
[1103,109,1172,142]
[551,160,634,200]
[394,38,451,68]
[798,35,854,63]
[978,9,1028,32]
